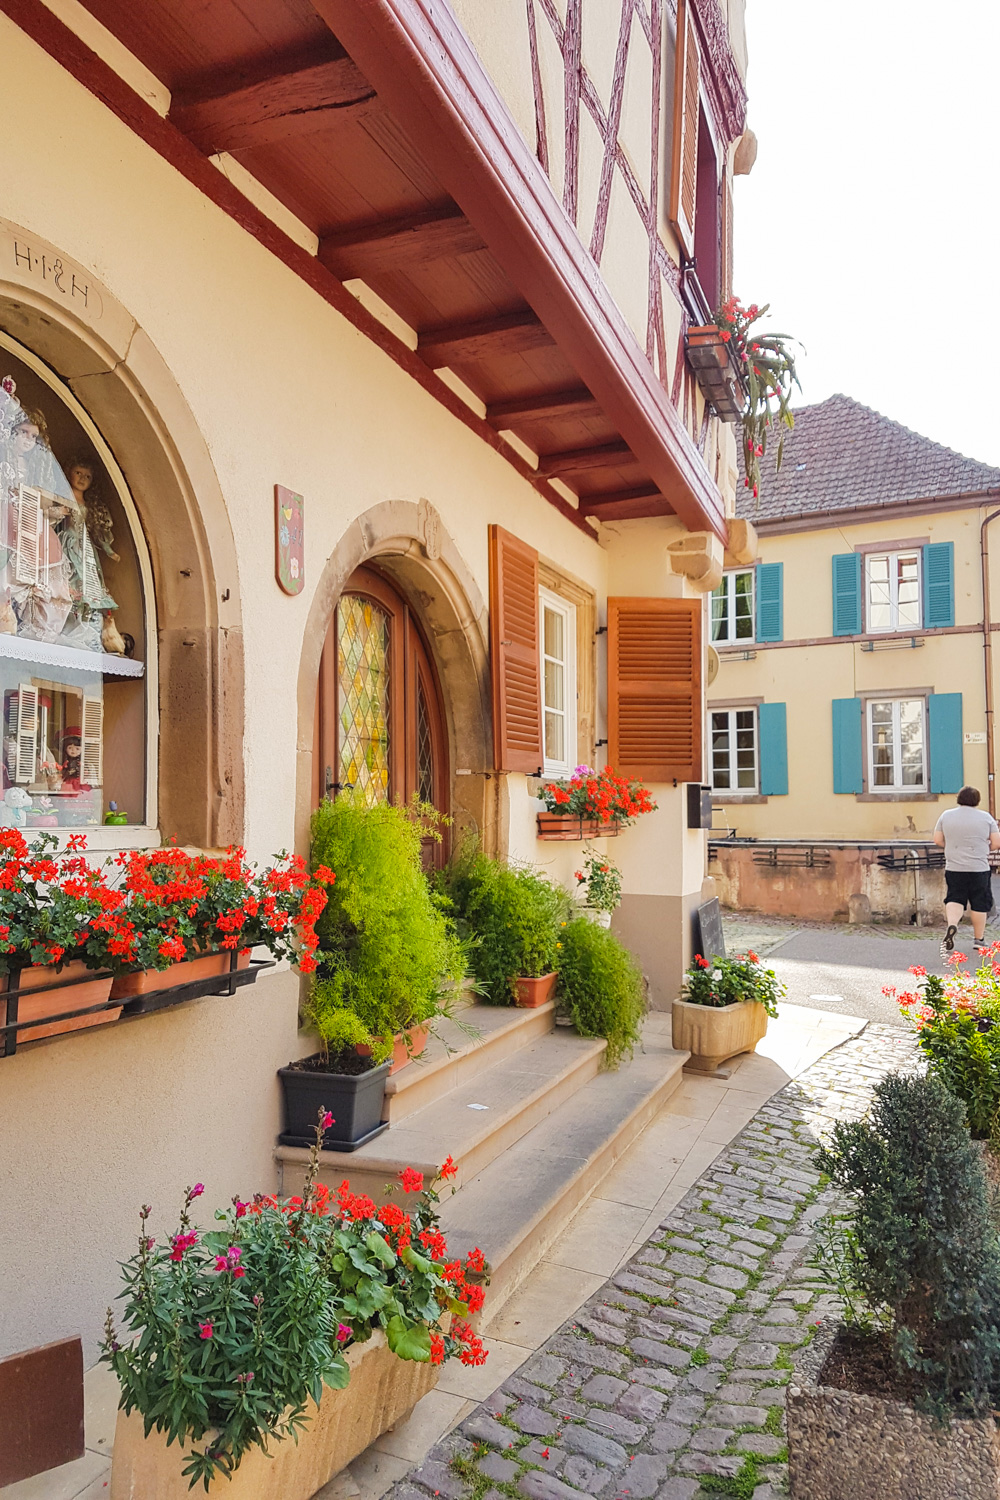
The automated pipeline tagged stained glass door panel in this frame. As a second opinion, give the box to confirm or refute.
[337,593,391,806]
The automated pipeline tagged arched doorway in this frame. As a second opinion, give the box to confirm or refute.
[312,565,449,838]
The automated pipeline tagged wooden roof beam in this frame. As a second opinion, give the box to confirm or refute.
[418,310,553,368]
[319,204,484,278]
[537,442,634,477]
[486,387,600,427]
[580,489,676,520]
[170,51,376,154]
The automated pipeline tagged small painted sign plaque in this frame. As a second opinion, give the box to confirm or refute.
[275,485,304,596]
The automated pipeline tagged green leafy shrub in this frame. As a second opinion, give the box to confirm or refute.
[683,950,783,1018]
[556,916,645,1066]
[435,844,563,1004]
[816,1071,1000,1418]
[307,795,465,1061]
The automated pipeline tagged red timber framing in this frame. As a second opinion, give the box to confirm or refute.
[0,0,745,538]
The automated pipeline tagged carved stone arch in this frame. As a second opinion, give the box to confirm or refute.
[295,499,502,856]
[0,220,244,845]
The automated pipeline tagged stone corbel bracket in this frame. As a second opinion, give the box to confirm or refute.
[667,531,724,592]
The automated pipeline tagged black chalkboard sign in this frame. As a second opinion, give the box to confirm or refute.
[695,898,726,963]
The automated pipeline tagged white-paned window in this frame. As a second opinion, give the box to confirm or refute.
[866,551,921,633]
[710,707,758,793]
[710,569,755,645]
[539,587,576,777]
[867,697,926,791]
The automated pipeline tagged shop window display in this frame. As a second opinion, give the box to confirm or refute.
[0,355,146,829]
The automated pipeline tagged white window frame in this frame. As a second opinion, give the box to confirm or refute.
[865,550,922,634]
[711,569,755,646]
[865,696,927,793]
[539,586,577,778]
[709,706,759,794]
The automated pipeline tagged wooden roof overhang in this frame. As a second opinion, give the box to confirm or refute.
[4,0,726,541]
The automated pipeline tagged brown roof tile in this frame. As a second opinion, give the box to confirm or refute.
[736,394,1000,524]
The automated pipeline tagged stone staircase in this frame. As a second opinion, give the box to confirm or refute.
[275,1002,688,1322]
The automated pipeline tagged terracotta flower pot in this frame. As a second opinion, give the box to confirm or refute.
[536,814,620,840]
[514,972,558,1008]
[671,996,768,1073]
[2,961,119,1044]
[355,1023,430,1075]
[110,949,250,1000]
[110,1329,441,1500]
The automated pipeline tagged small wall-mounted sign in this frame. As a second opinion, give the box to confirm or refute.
[275,485,304,596]
[965,731,987,744]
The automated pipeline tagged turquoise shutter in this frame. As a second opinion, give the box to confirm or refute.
[758,702,788,795]
[929,692,963,793]
[832,698,863,793]
[832,553,862,636]
[756,563,783,643]
[923,542,955,628]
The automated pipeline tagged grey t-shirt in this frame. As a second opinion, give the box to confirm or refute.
[935,805,999,872]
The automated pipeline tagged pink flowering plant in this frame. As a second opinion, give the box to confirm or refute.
[713,297,800,502]
[103,1113,487,1490]
[683,950,783,1017]
[891,948,1000,1139]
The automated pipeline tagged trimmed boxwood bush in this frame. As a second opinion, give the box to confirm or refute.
[556,917,646,1066]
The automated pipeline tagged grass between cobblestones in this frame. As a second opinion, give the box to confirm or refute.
[391,1025,917,1500]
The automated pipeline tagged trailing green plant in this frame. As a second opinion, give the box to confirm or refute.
[816,1071,1000,1418]
[556,916,645,1066]
[307,794,466,1062]
[683,949,783,1018]
[891,952,1000,1139]
[713,296,800,502]
[573,848,622,914]
[436,842,564,1005]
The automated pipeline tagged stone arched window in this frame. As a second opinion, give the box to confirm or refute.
[0,331,154,838]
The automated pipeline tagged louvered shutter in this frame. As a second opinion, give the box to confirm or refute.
[15,684,38,784]
[489,525,542,773]
[832,698,863,793]
[929,693,963,793]
[608,597,702,782]
[923,542,955,629]
[758,703,788,795]
[668,0,700,260]
[13,485,42,586]
[832,553,862,636]
[81,693,104,786]
[720,176,734,303]
[755,563,783,643]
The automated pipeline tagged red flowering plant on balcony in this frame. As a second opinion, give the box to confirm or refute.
[537,764,656,827]
[713,297,800,502]
[103,1114,487,1489]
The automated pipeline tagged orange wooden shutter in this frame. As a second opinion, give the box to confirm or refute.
[720,176,734,303]
[489,524,543,773]
[608,597,703,782]
[668,0,700,260]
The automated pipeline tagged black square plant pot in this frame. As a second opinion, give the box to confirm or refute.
[277,1055,391,1151]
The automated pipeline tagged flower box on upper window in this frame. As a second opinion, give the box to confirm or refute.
[684,326,745,424]
[536,765,655,839]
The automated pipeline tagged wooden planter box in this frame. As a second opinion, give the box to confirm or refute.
[787,1322,1000,1499]
[536,814,620,841]
[514,972,558,1008]
[2,962,118,1049]
[672,996,768,1073]
[685,326,745,424]
[110,1330,440,1500]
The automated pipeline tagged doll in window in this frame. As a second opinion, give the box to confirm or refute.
[59,729,92,794]
[0,378,75,642]
[59,459,125,654]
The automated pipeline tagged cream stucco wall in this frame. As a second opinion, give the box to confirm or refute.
[0,16,713,1361]
[711,507,995,841]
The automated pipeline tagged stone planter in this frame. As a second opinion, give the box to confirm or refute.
[514,972,558,1008]
[671,996,767,1072]
[110,1329,440,1500]
[787,1321,1000,1499]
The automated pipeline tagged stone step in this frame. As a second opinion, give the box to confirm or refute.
[384,1001,557,1124]
[276,1025,607,1203]
[438,1023,689,1322]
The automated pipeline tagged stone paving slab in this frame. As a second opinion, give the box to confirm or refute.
[387,1024,917,1500]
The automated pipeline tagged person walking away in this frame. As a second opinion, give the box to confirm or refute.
[934,785,1000,956]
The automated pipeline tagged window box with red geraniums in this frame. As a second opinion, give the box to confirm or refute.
[104,1113,488,1498]
[536,764,656,841]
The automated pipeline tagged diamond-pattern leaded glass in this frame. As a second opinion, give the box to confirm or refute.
[416,678,434,804]
[338,594,391,806]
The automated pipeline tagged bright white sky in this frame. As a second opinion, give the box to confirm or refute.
[734,0,1000,466]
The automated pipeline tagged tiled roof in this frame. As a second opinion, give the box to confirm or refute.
[736,394,1000,523]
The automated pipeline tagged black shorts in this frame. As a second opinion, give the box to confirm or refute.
[945,870,994,913]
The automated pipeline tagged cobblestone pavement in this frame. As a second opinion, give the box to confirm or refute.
[390,1025,917,1500]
